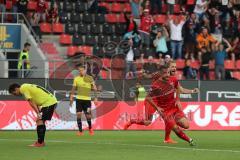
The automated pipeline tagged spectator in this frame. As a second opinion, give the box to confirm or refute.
[199,47,211,80]
[18,42,31,78]
[0,0,6,22]
[123,30,142,47]
[130,0,141,25]
[142,56,158,78]
[140,9,154,33]
[124,13,138,33]
[30,13,42,40]
[153,26,169,59]
[150,0,162,14]
[231,36,240,60]
[17,0,28,15]
[125,38,137,79]
[36,0,48,22]
[196,27,219,51]
[184,21,197,60]
[11,0,18,22]
[168,15,186,59]
[47,2,59,23]
[183,59,197,79]
[141,0,151,14]
[213,38,232,80]
[194,0,209,21]
[167,0,175,14]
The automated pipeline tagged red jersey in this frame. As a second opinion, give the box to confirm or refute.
[37,0,47,13]
[140,15,154,33]
[149,79,177,112]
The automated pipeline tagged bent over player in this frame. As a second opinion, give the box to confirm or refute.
[8,83,57,147]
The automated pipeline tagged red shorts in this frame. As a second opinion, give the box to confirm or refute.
[144,100,156,120]
[162,108,186,129]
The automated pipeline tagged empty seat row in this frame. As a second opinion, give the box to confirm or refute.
[60,34,123,46]
[65,23,126,35]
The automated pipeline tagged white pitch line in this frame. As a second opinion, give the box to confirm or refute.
[0,138,240,154]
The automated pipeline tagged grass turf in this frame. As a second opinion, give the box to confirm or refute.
[0,131,240,160]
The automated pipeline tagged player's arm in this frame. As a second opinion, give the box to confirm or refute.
[27,99,41,119]
[91,78,98,102]
[145,96,163,116]
[69,86,76,106]
[177,86,199,94]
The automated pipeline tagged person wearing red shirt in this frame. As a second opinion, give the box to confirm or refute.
[140,9,154,33]
[36,0,48,22]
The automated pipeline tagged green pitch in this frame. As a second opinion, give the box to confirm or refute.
[0,131,240,160]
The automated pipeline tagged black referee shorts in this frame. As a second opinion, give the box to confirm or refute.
[40,103,57,121]
[76,99,91,113]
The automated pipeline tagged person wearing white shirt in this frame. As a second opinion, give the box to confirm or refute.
[194,0,208,20]
[125,38,137,79]
[168,16,186,59]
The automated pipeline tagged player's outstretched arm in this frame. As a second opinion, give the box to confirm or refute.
[178,86,199,94]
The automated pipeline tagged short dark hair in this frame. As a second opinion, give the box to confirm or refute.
[24,42,31,48]
[159,64,169,74]
[8,83,20,93]
[78,65,86,69]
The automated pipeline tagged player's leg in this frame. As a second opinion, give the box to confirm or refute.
[124,100,154,130]
[83,100,94,135]
[163,114,177,144]
[176,117,189,129]
[76,99,83,135]
[31,104,57,147]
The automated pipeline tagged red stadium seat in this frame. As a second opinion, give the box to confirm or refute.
[224,60,235,70]
[118,13,126,23]
[154,14,167,24]
[190,60,200,69]
[27,0,37,10]
[40,22,52,33]
[106,14,118,23]
[67,46,78,56]
[111,3,123,13]
[59,34,72,45]
[174,4,181,14]
[176,59,185,69]
[232,71,240,80]
[6,1,12,10]
[52,23,64,34]
[98,2,111,11]
[123,3,131,13]
[101,70,109,79]
[187,0,195,5]
[80,46,93,55]
[235,60,240,69]
[102,58,111,68]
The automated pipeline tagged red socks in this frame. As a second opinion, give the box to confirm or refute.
[174,127,190,142]
[164,124,172,140]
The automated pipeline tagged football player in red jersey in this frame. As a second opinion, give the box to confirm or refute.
[163,60,199,144]
[146,65,197,146]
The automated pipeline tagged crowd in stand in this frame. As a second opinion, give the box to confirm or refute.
[123,0,240,80]
[2,0,240,80]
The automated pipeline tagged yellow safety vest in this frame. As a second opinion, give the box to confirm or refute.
[137,86,146,101]
[18,51,30,69]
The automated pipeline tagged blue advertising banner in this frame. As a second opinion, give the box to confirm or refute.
[0,25,21,50]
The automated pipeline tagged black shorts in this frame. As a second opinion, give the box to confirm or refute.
[76,99,91,113]
[41,103,57,121]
